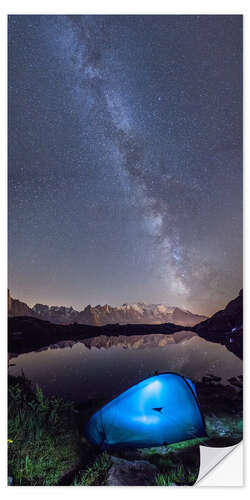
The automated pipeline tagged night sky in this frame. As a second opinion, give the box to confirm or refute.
[8,15,242,316]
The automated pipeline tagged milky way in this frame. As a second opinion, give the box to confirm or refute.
[8,15,242,315]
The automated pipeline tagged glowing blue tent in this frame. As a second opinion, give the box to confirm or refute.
[84,373,206,449]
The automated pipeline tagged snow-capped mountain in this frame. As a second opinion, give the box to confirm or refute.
[32,304,79,324]
[77,302,207,326]
[8,291,207,326]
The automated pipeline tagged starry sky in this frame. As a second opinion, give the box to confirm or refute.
[8,15,242,316]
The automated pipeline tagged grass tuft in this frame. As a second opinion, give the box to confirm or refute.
[8,375,81,485]
[155,465,199,486]
[73,452,111,486]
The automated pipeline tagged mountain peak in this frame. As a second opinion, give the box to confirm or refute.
[8,291,207,327]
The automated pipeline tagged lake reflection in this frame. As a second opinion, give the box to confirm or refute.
[9,332,242,403]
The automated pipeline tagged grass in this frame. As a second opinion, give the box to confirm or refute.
[139,437,206,486]
[8,374,111,486]
[139,437,207,459]
[8,374,242,486]
[8,375,81,485]
[167,437,207,450]
[73,452,111,486]
[155,466,199,486]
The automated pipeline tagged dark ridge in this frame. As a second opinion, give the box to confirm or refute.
[194,290,243,359]
[8,291,243,359]
[8,316,190,356]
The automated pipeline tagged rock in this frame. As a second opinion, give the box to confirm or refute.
[12,331,23,337]
[228,377,243,388]
[225,384,237,392]
[194,290,243,359]
[195,290,243,338]
[201,374,221,385]
[106,456,159,486]
[112,449,142,461]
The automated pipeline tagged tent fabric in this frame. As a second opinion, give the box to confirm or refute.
[84,373,206,449]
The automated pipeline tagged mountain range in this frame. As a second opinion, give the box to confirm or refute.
[8,290,207,327]
[8,290,243,359]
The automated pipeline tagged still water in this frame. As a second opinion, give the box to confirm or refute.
[9,332,242,403]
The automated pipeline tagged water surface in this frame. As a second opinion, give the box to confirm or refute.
[9,332,242,402]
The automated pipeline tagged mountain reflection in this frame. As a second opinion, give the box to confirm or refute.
[8,332,242,403]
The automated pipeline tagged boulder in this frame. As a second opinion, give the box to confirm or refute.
[228,377,243,388]
[107,456,159,486]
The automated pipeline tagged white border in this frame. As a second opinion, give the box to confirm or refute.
[1,1,249,497]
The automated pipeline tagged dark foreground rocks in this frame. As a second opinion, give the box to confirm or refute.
[194,290,243,359]
[107,456,159,486]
